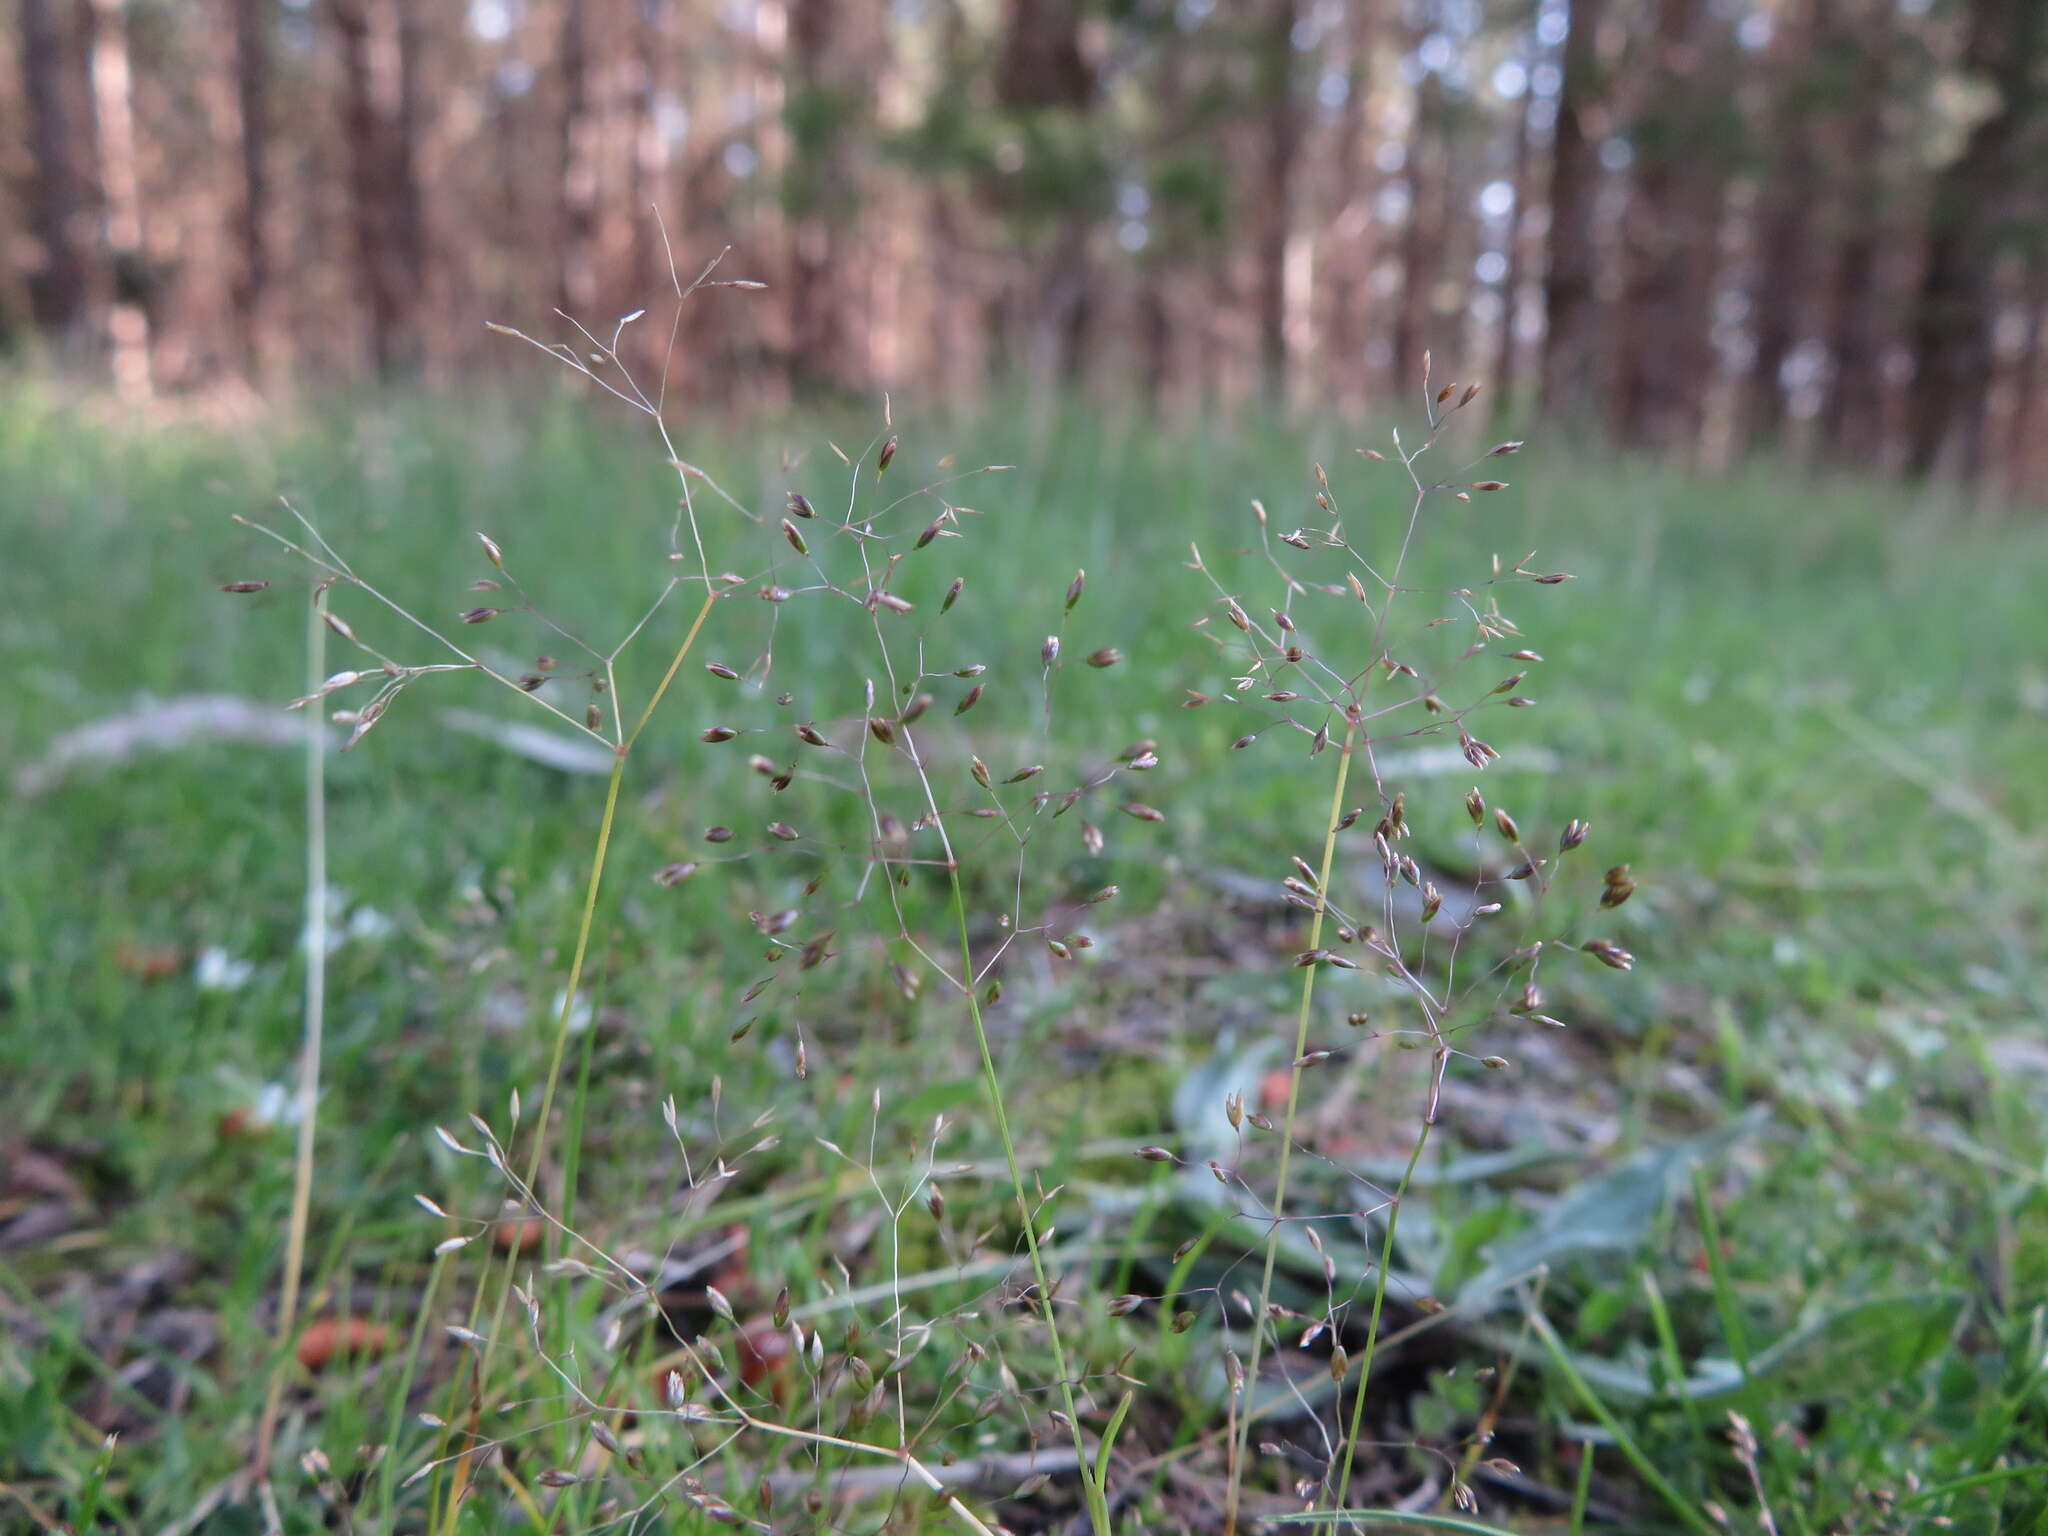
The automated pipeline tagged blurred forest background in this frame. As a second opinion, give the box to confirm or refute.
[3,0,2044,490]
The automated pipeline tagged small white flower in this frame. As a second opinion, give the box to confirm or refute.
[346,905,395,942]
[194,946,255,992]
[551,988,595,1035]
[250,1080,307,1127]
[300,921,347,956]
[300,885,361,954]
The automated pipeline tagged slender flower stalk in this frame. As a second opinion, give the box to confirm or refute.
[1223,716,1357,1536]
[253,583,330,1490]
[948,870,1109,1536]
[1333,1120,1432,1509]
[441,590,716,1527]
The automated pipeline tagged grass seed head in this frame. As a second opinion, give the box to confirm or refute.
[1583,938,1635,970]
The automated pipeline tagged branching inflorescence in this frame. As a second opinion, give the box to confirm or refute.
[231,238,1639,1532]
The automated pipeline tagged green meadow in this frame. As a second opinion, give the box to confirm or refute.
[3,382,2046,1532]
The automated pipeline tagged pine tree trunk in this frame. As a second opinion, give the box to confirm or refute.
[229,0,272,379]
[333,0,424,377]
[1492,74,1535,415]
[556,0,598,319]
[2004,254,2046,494]
[785,0,859,392]
[1255,0,1301,402]
[1392,67,1444,393]
[995,0,1095,385]
[627,0,668,313]
[1906,0,2043,479]
[1819,0,1893,466]
[1743,0,1821,450]
[20,0,91,345]
[1614,0,1731,454]
[87,0,152,398]
[1326,0,1378,412]
[1540,0,1607,423]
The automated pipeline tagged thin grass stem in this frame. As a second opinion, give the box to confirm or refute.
[1224,715,1358,1536]
[1529,1308,1719,1536]
[437,590,714,1527]
[252,582,330,1491]
[946,866,1108,1536]
[1332,1120,1433,1513]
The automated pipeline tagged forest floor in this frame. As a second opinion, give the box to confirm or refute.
[4,384,2047,1533]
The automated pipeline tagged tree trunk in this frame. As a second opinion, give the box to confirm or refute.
[2005,253,2046,494]
[1819,0,1893,466]
[1613,0,1731,454]
[628,0,669,313]
[1392,67,1445,394]
[1492,69,1535,415]
[333,0,424,376]
[1906,0,2044,479]
[20,0,92,345]
[87,0,153,398]
[1540,0,1609,423]
[995,0,1096,385]
[1325,0,1378,412]
[1137,12,1189,409]
[229,0,272,379]
[1254,0,1301,402]
[785,0,868,392]
[1742,0,1822,450]
[556,0,598,319]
